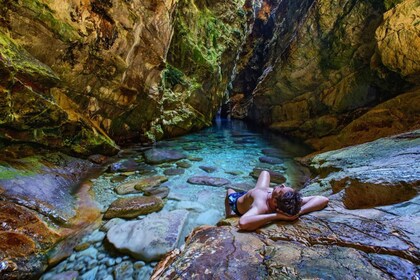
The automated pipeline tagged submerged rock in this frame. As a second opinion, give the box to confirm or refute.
[107,210,189,262]
[104,196,164,219]
[187,176,231,186]
[250,168,286,184]
[144,149,187,164]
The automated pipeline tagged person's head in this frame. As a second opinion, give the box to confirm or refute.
[271,184,302,215]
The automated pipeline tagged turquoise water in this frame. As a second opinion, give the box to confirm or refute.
[41,119,312,280]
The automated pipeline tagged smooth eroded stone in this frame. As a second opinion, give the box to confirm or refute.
[143,186,170,199]
[107,210,189,262]
[187,176,231,186]
[250,168,286,184]
[107,159,139,173]
[133,176,168,191]
[176,161,192,168]
[258,156,283,164]
[151,226,266,279]
[104,196,164,219]
[163,168,185,176]
[144,149,186,164]
[199,166,217,173]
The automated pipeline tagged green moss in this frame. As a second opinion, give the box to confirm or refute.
[162,64,186,88]
[0,31,58,81]
[383,0,403,10]
[0,157,43,180]
[16,0,78,42]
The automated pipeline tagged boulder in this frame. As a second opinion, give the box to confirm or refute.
[133,176,168,191]
[144,149,187,164]
[107,210,189,261]
[187,176,231,186]
[104,196,164,219]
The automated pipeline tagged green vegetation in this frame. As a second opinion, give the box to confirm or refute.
[0,31,58,81]
[16,0,79,42]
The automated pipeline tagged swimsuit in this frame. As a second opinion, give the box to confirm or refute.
[228,191,247,216]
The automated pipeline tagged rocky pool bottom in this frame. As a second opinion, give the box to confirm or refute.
[39,120,312,280]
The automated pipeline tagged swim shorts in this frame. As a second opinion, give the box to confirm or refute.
[228,191,247,216]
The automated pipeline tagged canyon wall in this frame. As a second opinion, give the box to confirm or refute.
[230,0,420,151]
[0,0,247,156]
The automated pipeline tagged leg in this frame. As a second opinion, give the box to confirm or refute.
[255,170,270,189]
[225,188,236,217]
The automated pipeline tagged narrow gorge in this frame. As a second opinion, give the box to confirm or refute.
[0,0,419,279]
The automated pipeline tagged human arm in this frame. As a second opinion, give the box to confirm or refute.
[299,196,329,216]
[238,206,298,231]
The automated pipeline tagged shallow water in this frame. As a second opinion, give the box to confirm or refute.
[41,119,312,280]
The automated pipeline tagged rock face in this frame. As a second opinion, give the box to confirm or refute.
[152,131,420,279]
[107,210,189,262]
[0,153,102,279]
[0,0,247,153]
[229,0,420,152]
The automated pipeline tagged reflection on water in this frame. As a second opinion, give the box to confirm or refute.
[41,119,313,280]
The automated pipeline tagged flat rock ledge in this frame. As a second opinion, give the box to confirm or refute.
[107,210,189,262]
[104,196,164,219]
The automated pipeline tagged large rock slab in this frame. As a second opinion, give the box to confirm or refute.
[104,196,164,219]
[107,210,189,262]
[307,130,420,208]
[144,149,187,164]
[151,226,266,279]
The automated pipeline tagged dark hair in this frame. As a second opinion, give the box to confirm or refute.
[276,190,302,215]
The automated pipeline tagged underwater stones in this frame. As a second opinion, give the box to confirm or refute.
[250,168,286,184]
[114,180,142,195]
[103,196,164,219]
[199,165,217,173]
[107,159,139,173]
[187,176,231,186]
[163,168,185,176]
[144,149,187,164]
[176,161,192,168]
[258,156,283,164]
[133,176,168,191]
[143,186,170,199]
[107,210,189,262]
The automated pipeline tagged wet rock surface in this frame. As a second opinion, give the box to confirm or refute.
[144,149,187,164]
[187,176,231,186]
[107,210,189,262]
[104,196,164,219]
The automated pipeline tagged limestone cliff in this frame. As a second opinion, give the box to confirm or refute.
[0,0,247,155]
[229,0,420,151]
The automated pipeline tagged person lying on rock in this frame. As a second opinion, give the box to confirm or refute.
[225,170,329,231]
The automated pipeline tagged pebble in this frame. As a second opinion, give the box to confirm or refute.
[76,247,98,259]
[80,267,98,280]
[133,261,145,269]
[86,230,106,243]
[105,258,116,267]
[115,257,123,264]
[98,253,106,260]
